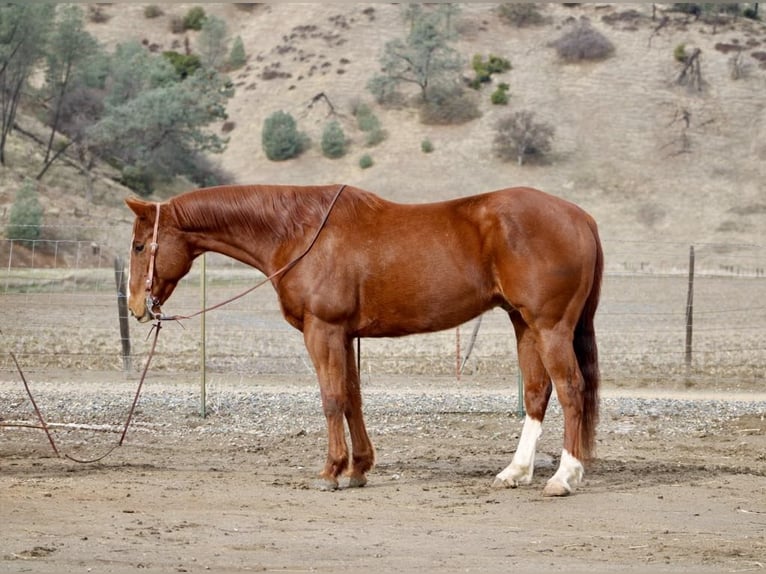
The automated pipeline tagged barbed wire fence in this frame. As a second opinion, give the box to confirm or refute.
[1,232,764,400]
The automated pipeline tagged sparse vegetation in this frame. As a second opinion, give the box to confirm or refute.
[498,4,546,27]
[421,138,434,153]
[182,7,207,31]
[491,82,510,105]
[228,36,247,70]
[262,111,307,161]
[494,110,554,166]
[469,54,511,89]
[198,15,229,70]
[419,85,481,125]
[353,102,386,146]
[368,5,463,103]
[6,179,43,244]
[143,5,163,19]
[551,20,615,62]
[321,120,347,158]
[359,153,373,169]
[162,51,202,79]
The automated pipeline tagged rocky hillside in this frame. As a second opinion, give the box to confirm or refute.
[3,3,766,271]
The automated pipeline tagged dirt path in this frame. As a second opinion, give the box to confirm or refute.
[2,376,765,573]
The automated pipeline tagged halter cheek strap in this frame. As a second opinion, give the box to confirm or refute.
[144,203,162,317]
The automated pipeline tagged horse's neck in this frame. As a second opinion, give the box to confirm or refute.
[175,186,310,275]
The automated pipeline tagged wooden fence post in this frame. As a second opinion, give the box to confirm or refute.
[685,245,695,368]
[114,256,131,373]
[200,253,207,418]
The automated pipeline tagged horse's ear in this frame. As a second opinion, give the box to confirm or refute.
[125,197,154,218]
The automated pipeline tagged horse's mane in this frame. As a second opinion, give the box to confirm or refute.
[169,184,385,240]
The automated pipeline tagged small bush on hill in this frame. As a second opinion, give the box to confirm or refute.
[228,36,247,70]
[551,20,615,62]
[498,4,546,27]
[321,120,347,158]
[494,110,555,166]
[162,51,202,79]
[491,83,510,105]
[419,85,481,125]
[144,5,163,19]
[353,102,386,146]
[469,54,511,89]
[183,7,206,31]
[6,180,43,245]
[359,154,373,169]
[262,111,307,161]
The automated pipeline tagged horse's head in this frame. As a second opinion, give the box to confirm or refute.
[125,197,194,322]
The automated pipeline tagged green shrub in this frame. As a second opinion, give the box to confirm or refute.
[421,138,434,153]
[120,166,155,197]
[469,54,511,89]
[143,5,163,19]
[743,6,760,20]
[353,103,386,147]
[491,83,510,105]
[7,180,43,244]
[321,120,347,158]
[359,154,373,169]
[674,43,688,63]
[162,51,202,79]
[498,4,546,27]
[228,36,247,69]
[420,85,481,125]
[262,111,306,161]
[183,6,206,31]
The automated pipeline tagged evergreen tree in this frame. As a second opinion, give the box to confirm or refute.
[321,120,346,158]
[368,5,462,103]
[262,111,306,161]
[87,65,233,193]
[0,4,55,165]
[228,36,247,70]
[198,15,228,70]
[7,180,43,245]
[40,5,100,175]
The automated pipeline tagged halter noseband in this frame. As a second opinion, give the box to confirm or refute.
[144,202,162,320]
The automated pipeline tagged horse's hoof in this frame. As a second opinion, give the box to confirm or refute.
[542,480,571,497]
[313,478,339,491]
[491,476,517,489]
[347,474,367,488]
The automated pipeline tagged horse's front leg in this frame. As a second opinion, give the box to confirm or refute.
[344,339,374,487]
[303,320,373,490]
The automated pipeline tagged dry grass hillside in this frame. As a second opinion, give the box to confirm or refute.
[2,3,765,271]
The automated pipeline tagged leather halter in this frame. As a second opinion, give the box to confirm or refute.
[144,202,162,320]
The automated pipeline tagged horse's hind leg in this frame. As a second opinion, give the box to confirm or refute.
[344,339,374,487]
[536,324,587,497]
[493,312,552,489]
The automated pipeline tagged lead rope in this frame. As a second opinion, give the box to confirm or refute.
[2,321,163,463]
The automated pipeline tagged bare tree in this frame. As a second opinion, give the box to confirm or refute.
[677,48,703,91]
[41,5,98,169]
[494,110,554,166]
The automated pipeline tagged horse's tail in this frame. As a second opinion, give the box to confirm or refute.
[574,218,603,463]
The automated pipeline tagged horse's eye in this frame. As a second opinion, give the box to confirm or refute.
[134,243,145,253]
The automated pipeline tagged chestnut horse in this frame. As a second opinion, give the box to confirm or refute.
[126,184,602,496]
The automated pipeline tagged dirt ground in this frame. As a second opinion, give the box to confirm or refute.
[2,372,765,574]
